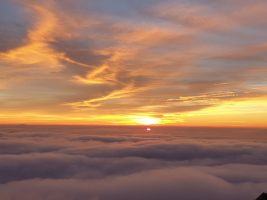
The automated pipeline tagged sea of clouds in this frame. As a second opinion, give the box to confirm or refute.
[0,125,266,200]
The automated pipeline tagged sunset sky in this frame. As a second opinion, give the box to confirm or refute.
[0,0,267,126]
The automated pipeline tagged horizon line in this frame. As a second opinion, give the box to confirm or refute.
[0,123,266,129]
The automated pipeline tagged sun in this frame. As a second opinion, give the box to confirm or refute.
[134,116,160,125]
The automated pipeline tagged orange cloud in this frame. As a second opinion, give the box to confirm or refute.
[0,0,266,126]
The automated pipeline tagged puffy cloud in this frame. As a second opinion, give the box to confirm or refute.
[0,167,266,200]
[0,126,267,199]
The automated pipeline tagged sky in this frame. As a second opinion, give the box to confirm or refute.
[0,0,267,126]
[0,125,266,200]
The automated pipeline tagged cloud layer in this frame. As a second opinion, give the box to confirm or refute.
[0,125,266,199]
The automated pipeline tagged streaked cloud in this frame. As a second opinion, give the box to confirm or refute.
[0,0,266,125]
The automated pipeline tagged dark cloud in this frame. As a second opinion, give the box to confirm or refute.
[50,39,111,75]
[68,142,267,166]
[0,153,167,184]
[0,141,63,155]
[0,166,266,200]
[0,0,31,52]
[212,43,267,63]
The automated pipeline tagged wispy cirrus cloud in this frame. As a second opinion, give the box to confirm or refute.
[0,0,266,125]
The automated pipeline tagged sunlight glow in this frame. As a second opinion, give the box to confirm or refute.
[135,116,160,125]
